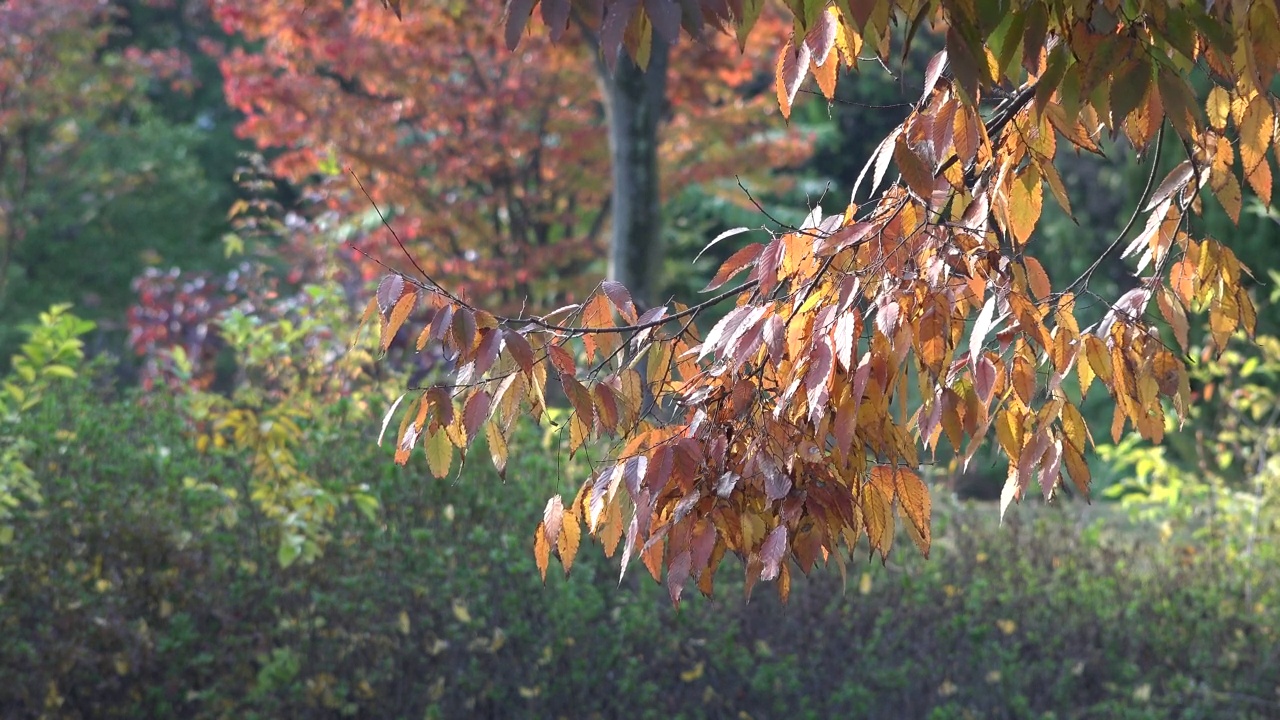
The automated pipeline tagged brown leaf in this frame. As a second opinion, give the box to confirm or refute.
[451,307,476,353]
[376,274,406,315]
[541,0,571,41]
[600,0,639,71]
[533,521,550,583]
[561,374,595,430]
[759,525,788,581]
[1024,258,1051,300]
[504,0,536,51]
[862,484,894,560]
[667,550,692,605]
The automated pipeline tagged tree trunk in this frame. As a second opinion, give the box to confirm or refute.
[597,40,669,309]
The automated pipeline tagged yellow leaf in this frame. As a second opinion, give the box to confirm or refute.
[680,661,705,682]
[1061,401,1089,452]
[533,522,550,583]
[426,429,452,478]
[859,571,873,595]
[997,619,1017,635]
[1083,335,1112,384]
[451,599,472,624]
[1007,164,1043,247]
[1205,86,1230,131]
[863,484,894,559]
[1239,94,1274,202]
[558,511,581,575]
[486,421,508,478]
[1210,139,1242,224]
[398,611,411,635]
[600,500,624,558]
[1063,443,1091,497]
[741,512,766,551]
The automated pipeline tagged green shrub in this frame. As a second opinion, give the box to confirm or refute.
[3,373,1279,719]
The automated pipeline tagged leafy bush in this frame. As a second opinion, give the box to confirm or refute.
[4,372,1279,719]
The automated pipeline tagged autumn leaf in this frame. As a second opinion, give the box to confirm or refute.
[759,525,788,581]
[775,37,810,121]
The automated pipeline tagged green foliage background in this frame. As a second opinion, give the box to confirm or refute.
[0,330,1277,718]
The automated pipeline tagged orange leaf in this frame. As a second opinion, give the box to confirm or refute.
[1024,257,1051,300]
[1006,164,1043,247]
[381,289,418,352]
[533,521,550,583]
[775,37,810,120]
[894,468,931,557]
[558,511,581,575]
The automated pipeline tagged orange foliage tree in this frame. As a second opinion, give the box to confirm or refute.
[211,0,810,312]
[359,0,1276,603]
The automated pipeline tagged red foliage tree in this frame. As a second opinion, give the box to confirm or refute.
[210,0,811,313]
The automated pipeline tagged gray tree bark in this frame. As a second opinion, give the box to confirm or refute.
[597,40,670,310]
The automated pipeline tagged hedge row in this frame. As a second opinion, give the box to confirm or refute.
[3,379,1278,719]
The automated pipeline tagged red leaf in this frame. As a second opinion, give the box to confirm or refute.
[463,390,491,442]
[601,280,638,324]
[699,305,754,360]
[703,243,764,292]
[804,337,834,425]
[503,330,536,374]
[473,329,501,377]
[622,455,648,501]
[548,344,577,377]
[561,374,595,427]
[667,550,692,605]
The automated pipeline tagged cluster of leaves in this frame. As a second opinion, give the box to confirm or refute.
[0,304,95,538]
[1103,285,1280,607]
[365,0,1280,602]
[211,0,811,312]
